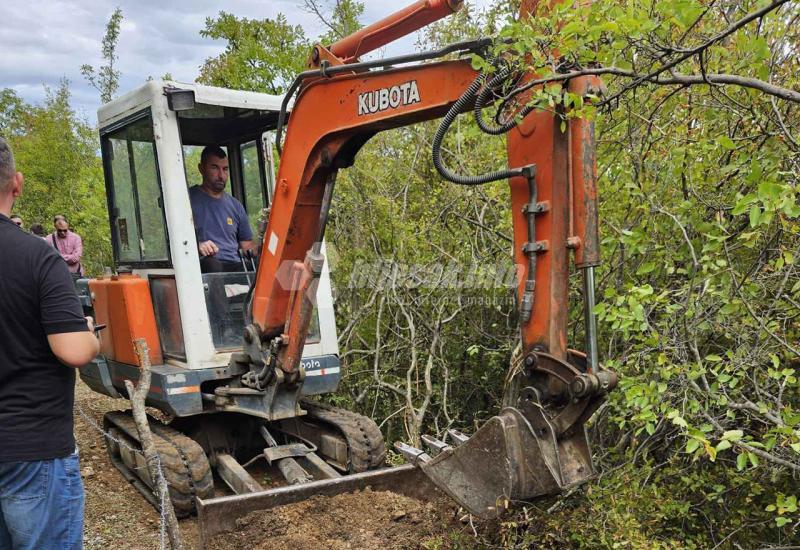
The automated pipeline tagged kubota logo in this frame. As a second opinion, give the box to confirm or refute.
[358,80,421,116]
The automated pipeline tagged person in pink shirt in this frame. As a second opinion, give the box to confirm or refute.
[45,215,84,278]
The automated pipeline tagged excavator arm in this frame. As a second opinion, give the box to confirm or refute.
[239,0,617,518]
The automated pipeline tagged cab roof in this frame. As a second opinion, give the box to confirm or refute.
[98,80,286,130]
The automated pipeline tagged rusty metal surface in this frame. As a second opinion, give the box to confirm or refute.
[215,453,263,495]
[416,407,562,518]
[406,351,618,518]
[568,76,601,268]
[196,464,437,547]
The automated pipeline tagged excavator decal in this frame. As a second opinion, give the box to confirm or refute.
[357,80,422,115]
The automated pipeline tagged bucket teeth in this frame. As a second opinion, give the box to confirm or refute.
[421,434,452,455]
[393,441,431,465]
[447,429,470,446]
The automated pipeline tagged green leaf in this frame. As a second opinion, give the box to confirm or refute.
[749,205,761,228]
[716,439,732,452]
[718,136,735,150]
[686,438,701,454]
[722,430,743,441]
[671,415,688,428]
[731,194,755,215]
[758,181,782,201]
[737,453,748,470]
[775,517,790,527]
[705,354,722,362]
[637,261,656,275]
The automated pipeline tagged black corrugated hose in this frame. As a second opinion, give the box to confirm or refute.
[432,64,535,186]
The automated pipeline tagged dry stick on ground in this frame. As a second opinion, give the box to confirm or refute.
[125,339,184,550]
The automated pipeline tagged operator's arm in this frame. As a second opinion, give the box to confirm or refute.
[63,234,83,265]
[199,240,219,256]
[236,201,254,254]
[39,252,100,368]
[190,188,218,257]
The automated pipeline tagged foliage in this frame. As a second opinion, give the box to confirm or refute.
[197,12,309,94]
[80,7,124,104]
[321,0,800,545]
[466,0,799,546]
[197,1,365,94]
[2,82,111,273]
[302,0,364,42]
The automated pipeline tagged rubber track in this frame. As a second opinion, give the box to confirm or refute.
[103,411,214,517]
[300,400,387,473]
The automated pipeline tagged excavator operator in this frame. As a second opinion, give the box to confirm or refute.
[189,145,254,274]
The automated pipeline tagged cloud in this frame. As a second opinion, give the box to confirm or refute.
[1,0,495,119]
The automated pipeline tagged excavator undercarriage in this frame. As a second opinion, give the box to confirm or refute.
[101,400,388,519]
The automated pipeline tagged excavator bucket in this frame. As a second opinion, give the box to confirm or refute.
[396,356,618,518]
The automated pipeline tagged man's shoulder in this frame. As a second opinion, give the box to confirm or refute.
[224,192,246,211]
[2,226,59,262]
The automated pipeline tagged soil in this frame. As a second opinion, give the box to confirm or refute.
[208,489,461,550]
[74,380,466,550]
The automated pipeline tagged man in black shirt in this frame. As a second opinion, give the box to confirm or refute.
[0,138,100,549]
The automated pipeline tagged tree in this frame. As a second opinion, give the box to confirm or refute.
[302,0,364,42]
[81,7,124,104]
[197,12,309,94]
[197,1,366,94]
[4,81,111,273]
[479,0,799,545]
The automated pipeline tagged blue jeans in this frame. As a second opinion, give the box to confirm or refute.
[0,452,84,550]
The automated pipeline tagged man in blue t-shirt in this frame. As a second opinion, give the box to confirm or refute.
[189,145,254,273]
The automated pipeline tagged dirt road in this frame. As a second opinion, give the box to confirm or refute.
[74,381,468,549]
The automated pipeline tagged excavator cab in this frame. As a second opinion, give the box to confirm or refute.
[82,81,338,392]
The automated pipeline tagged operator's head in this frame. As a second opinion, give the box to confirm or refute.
[198,145,229,194]
[0,137,24,216]
[54,214,69,238]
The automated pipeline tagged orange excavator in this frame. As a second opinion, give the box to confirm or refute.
[83,0,617,541]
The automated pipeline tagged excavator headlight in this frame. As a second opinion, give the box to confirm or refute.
[165,87,196,112]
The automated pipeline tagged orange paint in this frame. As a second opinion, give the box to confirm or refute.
[90,274,163,367]
[252,60,479,335]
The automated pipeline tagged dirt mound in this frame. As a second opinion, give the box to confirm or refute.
[208,489,461,550]
[75,380,470,549]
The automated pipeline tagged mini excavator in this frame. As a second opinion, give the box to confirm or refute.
[80,0,618,541]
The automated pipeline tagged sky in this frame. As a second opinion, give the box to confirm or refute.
[0,0,495,121]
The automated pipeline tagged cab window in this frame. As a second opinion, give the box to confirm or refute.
[102,111,169,265]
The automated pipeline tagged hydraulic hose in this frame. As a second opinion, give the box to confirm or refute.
[432,73,526,185]
[473,66,536,135]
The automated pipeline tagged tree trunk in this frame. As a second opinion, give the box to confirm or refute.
[125,339,184,550]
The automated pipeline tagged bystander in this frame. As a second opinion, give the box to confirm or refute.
[45,215,84,278]
[0,137,100,549]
